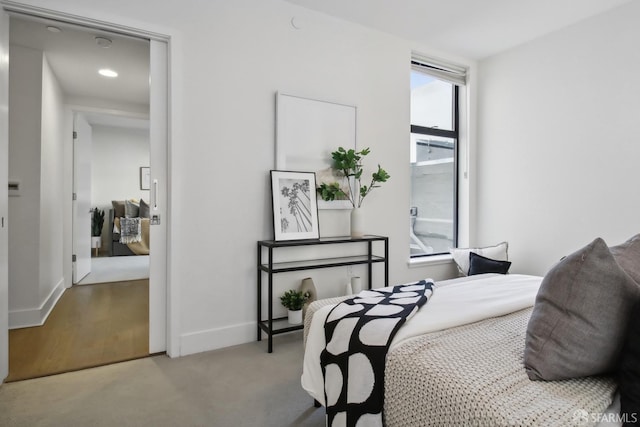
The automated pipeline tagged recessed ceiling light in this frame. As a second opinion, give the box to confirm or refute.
[98,68,118,78]
[95,36,112,48]
[46,26,61,33]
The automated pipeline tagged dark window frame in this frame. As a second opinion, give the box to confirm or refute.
[410,84,460,258]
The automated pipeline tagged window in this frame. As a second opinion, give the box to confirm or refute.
[410,56,464,257]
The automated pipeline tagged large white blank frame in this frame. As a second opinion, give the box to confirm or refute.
[275,92,356,210]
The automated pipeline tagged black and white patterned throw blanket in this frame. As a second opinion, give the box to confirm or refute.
[320,280,434,427]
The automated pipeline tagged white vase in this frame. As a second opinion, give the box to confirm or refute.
[91,236,102,248]
[350,207,364,238]
[345,282,353,296]
[91,236,102,256]
[288,309,302,325]
[351,276,362,294]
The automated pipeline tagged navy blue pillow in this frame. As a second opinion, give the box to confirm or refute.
[619,301,640,426]
[468,251,511,276]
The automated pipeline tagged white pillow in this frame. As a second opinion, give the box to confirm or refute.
[449,242,509,276]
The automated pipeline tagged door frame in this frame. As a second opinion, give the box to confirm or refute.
[0,0,179,381]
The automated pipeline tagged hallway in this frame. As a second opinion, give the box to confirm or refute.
[7,279,149,382]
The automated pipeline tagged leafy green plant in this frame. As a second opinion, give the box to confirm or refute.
[91,207,105,237]
[317,147,390,208]
[280,289,310,311]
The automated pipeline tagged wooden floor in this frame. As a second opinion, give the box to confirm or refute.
[7,279,149,382]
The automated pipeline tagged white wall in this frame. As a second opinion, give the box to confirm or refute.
[8,44,41,312]
[39,54,65,303]
[5,0,476,355]
[477,1,640,276]
[91,124,150,240]
[155,1,470,352]
[8,45,66,327]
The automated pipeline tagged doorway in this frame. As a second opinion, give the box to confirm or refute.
[72,112,152,286]
[0,5,170,381]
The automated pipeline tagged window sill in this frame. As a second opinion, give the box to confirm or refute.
[408,253,453,268]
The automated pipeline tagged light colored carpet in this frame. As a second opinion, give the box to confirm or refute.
[0,332,325,427]
[78,255,150,285]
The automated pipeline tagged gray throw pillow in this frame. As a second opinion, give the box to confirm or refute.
[618,300,640,422]
[610,233,640,285]
[139,199,150,218]
[112,200,125,218]
[524,237,640,381]
[124,200,139,218]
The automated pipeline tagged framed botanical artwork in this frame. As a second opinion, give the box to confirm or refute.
[140,167,150,190]
[275,92,356,210]
[270,170,320,241]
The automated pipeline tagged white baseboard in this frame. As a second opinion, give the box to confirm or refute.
[180,321,256,356]
[9,278,65,329]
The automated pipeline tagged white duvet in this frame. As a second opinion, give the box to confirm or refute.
[301,273,544,406]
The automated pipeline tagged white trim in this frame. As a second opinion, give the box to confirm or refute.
[66,103,149,121]
[1,0,167,41]
[8,278,65,329]
[180,322,256,356]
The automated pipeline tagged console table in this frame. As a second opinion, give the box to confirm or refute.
[257,235,389,352]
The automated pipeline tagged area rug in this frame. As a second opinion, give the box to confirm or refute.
[78,255,149,285]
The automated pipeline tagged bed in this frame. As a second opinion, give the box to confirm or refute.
[108,199,150,256]
[302,272,627,427]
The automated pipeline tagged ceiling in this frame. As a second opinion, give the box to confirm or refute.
[284,0,633,59]
[6,0,633,122]
[9,14,149,127]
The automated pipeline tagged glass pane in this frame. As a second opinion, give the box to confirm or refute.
[410,71,453,131]
[410,134,455,256]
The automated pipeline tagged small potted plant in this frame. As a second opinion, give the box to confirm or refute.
[91,207,105,255]
[280,289,310,325]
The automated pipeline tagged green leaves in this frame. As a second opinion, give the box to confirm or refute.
[317,147,390,207]
[372,165,390,183]
[359,185,368,199]
[280,289,310,310]
[91,207,105,237]
[318,182,345,201]
[332,147,359,174]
